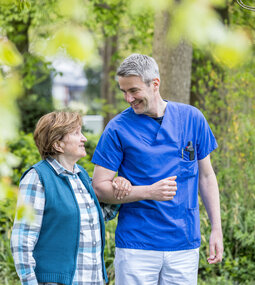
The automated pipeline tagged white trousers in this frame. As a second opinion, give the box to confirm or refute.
[114,247,199,285]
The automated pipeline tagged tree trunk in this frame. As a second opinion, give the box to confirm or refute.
[153,10,193,104]
[101,34,118,127]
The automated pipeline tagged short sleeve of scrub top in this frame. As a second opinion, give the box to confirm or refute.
[193,108,218,160]
[92,121,123,172]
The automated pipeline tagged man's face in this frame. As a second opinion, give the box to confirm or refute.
[118,76,156,116]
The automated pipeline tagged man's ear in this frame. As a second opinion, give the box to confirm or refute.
[53,141,65,153]
[152,78,160,90]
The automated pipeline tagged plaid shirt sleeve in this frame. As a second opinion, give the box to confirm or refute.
[100,202,120,221]
[88,177,120,221]
[10,169,45,285]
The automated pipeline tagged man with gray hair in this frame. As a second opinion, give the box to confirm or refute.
[92,53,223,285]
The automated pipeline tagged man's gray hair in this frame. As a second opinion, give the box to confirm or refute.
[117,53,160,84]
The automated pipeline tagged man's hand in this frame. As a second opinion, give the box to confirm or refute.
[207,228,223,264]
[149,176,177,201]
[112,177,132,200]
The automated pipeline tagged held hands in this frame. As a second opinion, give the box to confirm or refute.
[149,176,177,201]
[112,177,132,200]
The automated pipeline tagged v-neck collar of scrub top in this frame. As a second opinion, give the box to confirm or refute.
[135,101,181,145]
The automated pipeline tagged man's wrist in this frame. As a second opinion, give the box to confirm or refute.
[144,185,152,200]
[132,185,151,200]
[211,224,222,232]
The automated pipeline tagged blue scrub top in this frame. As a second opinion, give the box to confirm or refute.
[92,101,217,251]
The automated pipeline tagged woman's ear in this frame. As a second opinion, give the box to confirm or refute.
[53,141,65,153]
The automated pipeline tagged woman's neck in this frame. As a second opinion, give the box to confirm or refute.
[52,155,75,172]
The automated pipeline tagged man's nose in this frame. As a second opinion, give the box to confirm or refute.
[125,92,134,103]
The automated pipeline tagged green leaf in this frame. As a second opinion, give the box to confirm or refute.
[0,38,23,66]
[33,25,95,63]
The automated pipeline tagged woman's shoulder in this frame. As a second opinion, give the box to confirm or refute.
[20,167,41,187]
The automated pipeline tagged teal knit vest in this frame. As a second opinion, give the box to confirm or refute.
[21,160,108,285]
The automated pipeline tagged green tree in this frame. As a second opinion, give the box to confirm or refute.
[153,8,193,104]
[85,0,155,126]
[0,2,54,133]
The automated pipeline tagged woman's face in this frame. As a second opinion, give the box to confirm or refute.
[60,125,87,161]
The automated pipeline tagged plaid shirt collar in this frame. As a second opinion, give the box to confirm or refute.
[46,157,81,176]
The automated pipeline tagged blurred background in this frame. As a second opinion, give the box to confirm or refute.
[1,0,255,284]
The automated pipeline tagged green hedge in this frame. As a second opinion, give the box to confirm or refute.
[193,57,255,284]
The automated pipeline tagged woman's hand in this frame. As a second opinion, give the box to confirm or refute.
[112,177,132,200]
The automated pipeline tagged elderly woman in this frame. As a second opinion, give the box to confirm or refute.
[11,111,129,285]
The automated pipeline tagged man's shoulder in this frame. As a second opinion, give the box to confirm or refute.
[170,101,198,111]
[170,101,203,119]
[106,107,135,128]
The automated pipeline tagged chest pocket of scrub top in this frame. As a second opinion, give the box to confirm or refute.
[178,146,198,179]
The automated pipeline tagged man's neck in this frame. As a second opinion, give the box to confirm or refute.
[147,99,167,118]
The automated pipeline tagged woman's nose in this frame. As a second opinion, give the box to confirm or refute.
[81,134,87,142]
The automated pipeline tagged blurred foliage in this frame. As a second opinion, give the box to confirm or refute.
[84,67,102,110]
[8,132,40,185]
[0,41,22,203]
[0,2,55,134]
[104,219,118,285]
[17,94,54,133]
[127,0,252,68]
[192,51,255,283]
[168,0,251,68]
[0,199,20,285]
[0,38,23,66]
[33,25,95,63]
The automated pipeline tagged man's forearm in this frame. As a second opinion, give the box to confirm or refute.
[198,155,223,264]
[93,176,178,204]
[93,180,150,204]
[199,172,222,230]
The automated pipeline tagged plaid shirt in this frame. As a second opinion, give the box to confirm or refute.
[11,158,119,285]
